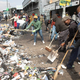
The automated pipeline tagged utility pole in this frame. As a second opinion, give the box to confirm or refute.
[9,3,11,18]
[32,2,33,14]
[6,0,8,16]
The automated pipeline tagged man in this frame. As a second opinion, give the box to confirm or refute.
[0,15,1,22]
[77,5,80,61]
[72,12,77,21]
[26,15,45,45]
[50,19,56,40]
[52,14,69,52]
[30,13,35,36]
[40,14,44,26]
[45,19,51,31]
[61,16,77,45]
[5,15,7,23]
[61,16,80,69]
[52,14,68,33]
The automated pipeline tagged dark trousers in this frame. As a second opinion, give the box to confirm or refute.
[67,47,79,69]
[45,23,50,31]
[14,27,17,29]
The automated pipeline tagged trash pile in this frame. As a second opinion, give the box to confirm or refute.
[0,24,64,80]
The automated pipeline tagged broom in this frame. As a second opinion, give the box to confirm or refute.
[9,28,33,32]
[53,30,78,80]
[45,34,56,52]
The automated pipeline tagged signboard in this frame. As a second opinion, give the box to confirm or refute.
[6,8,9,11]
[56,0,79,9]
[59,0,71,6]
[16,5,23,10]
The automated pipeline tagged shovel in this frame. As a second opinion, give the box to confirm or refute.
[47,46,61,62]
[45,34,56,52]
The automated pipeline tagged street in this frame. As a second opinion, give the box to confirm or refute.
[0,0,80,80]
[0,20,80,80]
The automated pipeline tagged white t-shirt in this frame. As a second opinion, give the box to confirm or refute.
[11,16,19,22]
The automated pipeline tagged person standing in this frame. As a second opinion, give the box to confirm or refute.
[10,13,19,29]
[12,14,14,27]
[0,15,1,22]
[25,13,29,27]
[45,20,51,31]
[5,15,7,24]
[52,14,69,52]
[38,15,40,21]
[40,14,44,26]
[72,12,77,21]
[25,15,45,45]
[44,14,46,21]
[30,13,35,36]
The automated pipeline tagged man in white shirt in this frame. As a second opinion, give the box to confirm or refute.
[72,12,77,21]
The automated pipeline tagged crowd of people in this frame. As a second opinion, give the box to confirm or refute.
[9,5,80,70]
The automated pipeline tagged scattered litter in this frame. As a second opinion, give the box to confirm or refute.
[40,48,44,50]
[78,62,80,65]
[0,24,64,80]
[61,64,67,69]
[59,70,64,75]
[41,62,44,64]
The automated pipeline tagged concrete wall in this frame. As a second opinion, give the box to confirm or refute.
[38,0,49,15]
[28,9,40,16]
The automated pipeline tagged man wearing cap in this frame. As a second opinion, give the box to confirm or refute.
[61,16,77,47]
[61,16,80,69]
[26,15,45,45]
[65,6,80,68]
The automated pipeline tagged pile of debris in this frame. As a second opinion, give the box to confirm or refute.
[0,24,63,80]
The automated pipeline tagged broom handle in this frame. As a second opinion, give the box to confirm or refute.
[9,29,32,32]
[60,30,78,64]
[55,35,69,53]
[49,34,56,47]
[17,29,32,32]
[55,46,61,53]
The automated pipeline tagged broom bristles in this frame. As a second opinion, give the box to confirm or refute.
[45,46,52,52]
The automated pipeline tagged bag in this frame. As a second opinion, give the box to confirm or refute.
[20,22,27,29]
[14,21,17,27]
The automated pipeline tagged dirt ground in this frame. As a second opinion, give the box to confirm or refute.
[1,21,80,80]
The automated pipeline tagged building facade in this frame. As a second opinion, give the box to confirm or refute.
[43,0,80,19]
[22,0,79,19]
[22,0,49,15]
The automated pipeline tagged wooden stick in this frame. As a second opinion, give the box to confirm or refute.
[53,30,78,80]
[49,34,56,47]
[9,28,33,32]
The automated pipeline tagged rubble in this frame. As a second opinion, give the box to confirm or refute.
[0,24,64,80]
